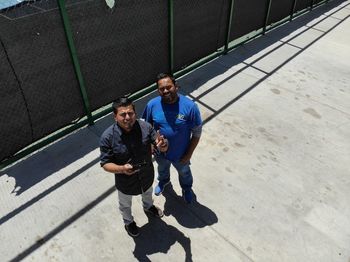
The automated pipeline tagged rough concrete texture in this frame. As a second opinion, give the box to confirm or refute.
[1,1,350,261]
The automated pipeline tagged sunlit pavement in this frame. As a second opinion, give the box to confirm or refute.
[1,1,349,261]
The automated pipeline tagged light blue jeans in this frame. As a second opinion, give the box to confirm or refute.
[118,186,153,225]
[155,154,193,190]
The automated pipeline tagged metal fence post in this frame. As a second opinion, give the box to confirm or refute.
[310,0,315,10]
[224,0,235,54]
[290,0,298,21]
[168,0,174,73]
[57,0,94,125]
[263,0,273,34]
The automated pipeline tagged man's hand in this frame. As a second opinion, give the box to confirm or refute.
[102,162,139,175]
[180,153,191,164]
[123,163,139,175]
[155,131,168,152]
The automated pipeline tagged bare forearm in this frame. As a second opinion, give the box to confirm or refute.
[186,136,200,157]
[180,136,200,164]
[180,136,199,164]
[102,163,126,174]
[102,162,138,176]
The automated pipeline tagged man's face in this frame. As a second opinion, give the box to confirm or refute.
[114,105,136,132]
[157,77,178,104]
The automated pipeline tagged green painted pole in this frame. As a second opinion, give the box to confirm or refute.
[57,0,94,125]
[168,0,174,73]
[290,0,298,21]
[263,0,273,35]
[224,0,235,54]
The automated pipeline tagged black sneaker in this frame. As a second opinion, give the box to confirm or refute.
[144,205,164,218]
[124,221,139,237]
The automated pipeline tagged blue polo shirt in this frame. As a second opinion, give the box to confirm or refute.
[142,94,202,161]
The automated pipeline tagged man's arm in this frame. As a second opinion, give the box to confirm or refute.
[180,135,200,164]
[180,124,202,164]
[180,102,203,164]
[99,130,137,175]
[102,162,137,175]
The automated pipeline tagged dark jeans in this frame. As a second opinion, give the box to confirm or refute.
[155,154,193,190]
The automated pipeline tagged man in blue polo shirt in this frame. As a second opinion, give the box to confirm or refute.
[142,73,202,203]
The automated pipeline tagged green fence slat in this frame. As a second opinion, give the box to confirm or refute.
[290,0,298,21]
[169,0,174,73]
[224,0,235,54]
[263,0,273,34]
[57,0,93,125]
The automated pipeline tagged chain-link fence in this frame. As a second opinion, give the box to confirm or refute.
[0,0,332,167]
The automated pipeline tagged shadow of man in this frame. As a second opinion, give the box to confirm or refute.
[132,214,193,262]
[162,184,218,228]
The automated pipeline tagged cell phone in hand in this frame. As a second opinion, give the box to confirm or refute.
[131,161,147,170]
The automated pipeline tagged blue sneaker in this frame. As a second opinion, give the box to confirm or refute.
[182,189,193,204]
[154,181,170,196]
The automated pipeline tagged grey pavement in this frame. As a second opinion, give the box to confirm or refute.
[1,1,350,261]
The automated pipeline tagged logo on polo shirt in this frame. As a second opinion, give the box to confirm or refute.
[177,114,185,120]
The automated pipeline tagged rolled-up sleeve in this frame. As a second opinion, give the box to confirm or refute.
[99,133,113,167]
[191,103,202,138]
[191,125,202,138]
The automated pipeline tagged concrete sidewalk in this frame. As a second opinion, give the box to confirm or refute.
[1,1,350,261]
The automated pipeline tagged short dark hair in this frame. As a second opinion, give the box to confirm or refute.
[156,73,176,87]
[112,97,135,114]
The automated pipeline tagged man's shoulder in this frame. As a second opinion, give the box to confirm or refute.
[101,124,118,141]
[147,96,162,106]
[137,119,152,129]
[102,124,113,135]
[179,94,197,107]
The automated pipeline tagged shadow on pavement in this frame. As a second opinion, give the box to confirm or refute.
[162,184,218,228]
[132,215,192,262]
